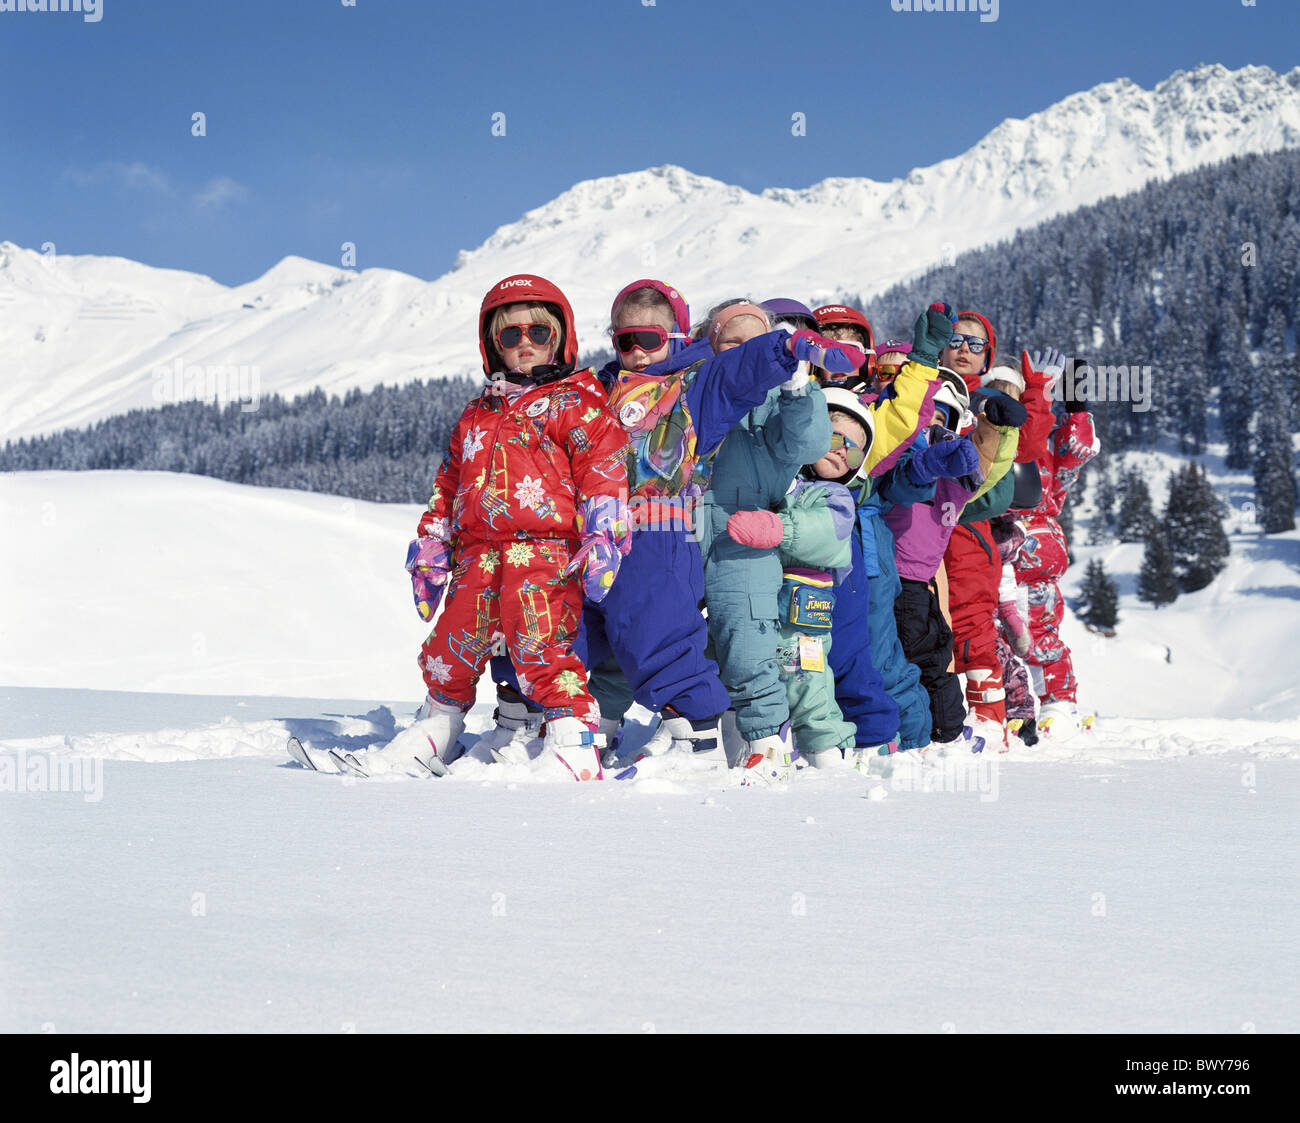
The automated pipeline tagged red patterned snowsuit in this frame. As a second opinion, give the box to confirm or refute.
[415,372,629,724]
[1012,411,1100,703]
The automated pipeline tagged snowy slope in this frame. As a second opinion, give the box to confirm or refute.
[2,469,1298,1032]
[0,471,421,699]
[4,467,1297,724]
[5,63,1300,441]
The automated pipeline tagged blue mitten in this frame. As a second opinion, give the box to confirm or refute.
[909,437,982,485]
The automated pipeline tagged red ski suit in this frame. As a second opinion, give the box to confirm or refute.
[415,371,629,722]
[1012,410,1100,703]
[945,520,1004,715]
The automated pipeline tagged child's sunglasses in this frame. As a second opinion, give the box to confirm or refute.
[612,325,686,354]
[496,323,556,349]
[948,332,989,354]
[874,362,905,380]
[829,431,867,470]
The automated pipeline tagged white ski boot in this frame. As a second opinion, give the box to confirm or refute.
[598,716,626,768]
[661,711,728,775]
[961,715,1008,755]
[845,739,901,774]
[336,700,467,778]
[1037,700,1083,741]
[473,685,544,765]
[803,746,853,771]
[739,724,795,786]
[534,717,603,782]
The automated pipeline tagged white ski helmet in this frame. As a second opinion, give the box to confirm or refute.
[933,366,971,430]
[981,363,1026,394]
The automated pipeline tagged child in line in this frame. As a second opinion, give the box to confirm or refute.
[766,405,871,773]
[584,280,864,773]
[696,299,833,774]
[853,341,950,755]
[883,366,988,747]
[1013,360,1100,738]
[938,312,1033,750]
[806,303,955,766]
[365,275,631,779]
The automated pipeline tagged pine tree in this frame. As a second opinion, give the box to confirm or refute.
[1077,558,1120,630]
[1253,411,1297,534]
[1115,469,1155,542]
[1163,463,1230,593]
[1137,525,1179,608]
[1087,465,1117,545]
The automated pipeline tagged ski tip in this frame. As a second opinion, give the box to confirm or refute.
[286,737,317,771]
[329,749,369,778]
[614,765,638,781]
[413,754,448,778]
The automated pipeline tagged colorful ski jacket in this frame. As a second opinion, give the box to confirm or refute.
[417,370,628,547]
[601,332,803,518]
[857,361,943,485]
[778,478,857,583]
[1024,410,1100,520]
[883,423,1016,581]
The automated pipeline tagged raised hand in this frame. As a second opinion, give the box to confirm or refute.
[911,301,958,369]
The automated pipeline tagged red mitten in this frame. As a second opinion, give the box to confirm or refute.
[726,509,784,549]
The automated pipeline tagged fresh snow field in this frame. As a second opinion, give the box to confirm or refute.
[2,470,1297,1032]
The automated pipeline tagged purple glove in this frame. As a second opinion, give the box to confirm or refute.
[565,495,633,603]
[406,536,451,622]
[726,509,784,549]
[568,536,623,602]
[789,329,866,375]
[908,437,982,486]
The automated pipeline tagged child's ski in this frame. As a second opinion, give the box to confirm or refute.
[286,736,343,773]
[329,749,368,777]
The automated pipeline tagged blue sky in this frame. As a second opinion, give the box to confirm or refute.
[0,0,1295,285]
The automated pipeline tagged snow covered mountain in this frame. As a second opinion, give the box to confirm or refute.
[4,62,1300,442]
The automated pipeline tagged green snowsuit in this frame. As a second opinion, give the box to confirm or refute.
[774,478,859,754]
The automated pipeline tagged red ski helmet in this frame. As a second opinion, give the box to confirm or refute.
[815,304,876,376]
[955,309,996,379]
[814,305,875,351]
[479,274,578,375]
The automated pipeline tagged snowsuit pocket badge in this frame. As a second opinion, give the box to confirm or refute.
[779,571,835,631]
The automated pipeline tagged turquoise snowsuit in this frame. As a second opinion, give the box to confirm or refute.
[775,479,859,754]
[857,445,935,751]
[695,380,832,741]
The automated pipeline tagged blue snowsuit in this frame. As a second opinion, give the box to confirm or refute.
[828,509,900,748]
[695,378,832,741]
[856,444,934,751]
[580,333,806,723]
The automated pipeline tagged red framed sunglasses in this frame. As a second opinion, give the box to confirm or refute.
[496,322,556,350]
[612,325,686,354]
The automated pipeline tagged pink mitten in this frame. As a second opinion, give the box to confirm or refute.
[726,509,784,549]
[998,600,1032,656]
